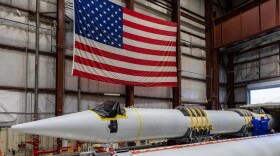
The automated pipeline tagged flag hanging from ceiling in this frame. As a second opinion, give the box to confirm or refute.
[73,0,178,87]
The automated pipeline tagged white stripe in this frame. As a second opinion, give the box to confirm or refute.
[76,35,176,62]
[75,48,177,72]
[73,62,178,83]
[123,13,177,32]
[123,26,176,42]
[123,38,176,51]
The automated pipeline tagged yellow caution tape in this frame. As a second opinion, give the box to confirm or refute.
[131,107,143,140]
[89,109,128,121]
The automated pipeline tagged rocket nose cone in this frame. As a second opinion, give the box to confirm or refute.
[11,120,46,134]
[10,111,110,143]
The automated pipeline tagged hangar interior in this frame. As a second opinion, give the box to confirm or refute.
[0,0,280,156]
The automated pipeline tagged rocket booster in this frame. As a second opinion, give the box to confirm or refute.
[11,105,276,143]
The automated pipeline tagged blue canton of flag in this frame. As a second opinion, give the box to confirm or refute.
[74,0,123,48]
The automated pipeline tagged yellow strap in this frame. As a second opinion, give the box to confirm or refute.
[190,108,200,128]
[238,109,247,125]
[200,109,213,131]
[241,110,249,125]
[131,107,143,140]
[194,108,205,128]
[184,107,195,127]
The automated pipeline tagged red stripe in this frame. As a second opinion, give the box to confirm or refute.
[122,44,176,57]
[123,32,176,46]
[123,8,177,27]
[74,56,177,77]
[75,41,177,67]
[123,20,177,36]
[73,69,178,87]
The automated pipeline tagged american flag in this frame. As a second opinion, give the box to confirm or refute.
[73,0,178,87]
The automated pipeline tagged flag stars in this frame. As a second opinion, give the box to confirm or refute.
[76,0,122,48]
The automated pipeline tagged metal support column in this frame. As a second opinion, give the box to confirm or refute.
[34,0,40,121]
[55,0,65,153]
[171,0,181,108]
[227,54,235,108]
[33,1,40,155]
[213,49,220,110]
[125,0,135,107]
[205,0,214,110]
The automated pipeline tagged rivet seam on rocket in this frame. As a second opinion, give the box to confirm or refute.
[131,107,143,140]
[89,109,128,121]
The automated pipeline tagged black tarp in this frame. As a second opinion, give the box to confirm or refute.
[92,101,125,118]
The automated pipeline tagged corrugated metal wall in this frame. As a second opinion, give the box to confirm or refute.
[0,0,207,153]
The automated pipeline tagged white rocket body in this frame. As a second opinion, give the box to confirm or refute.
[129,134,280,156]
[11,108,276,143]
